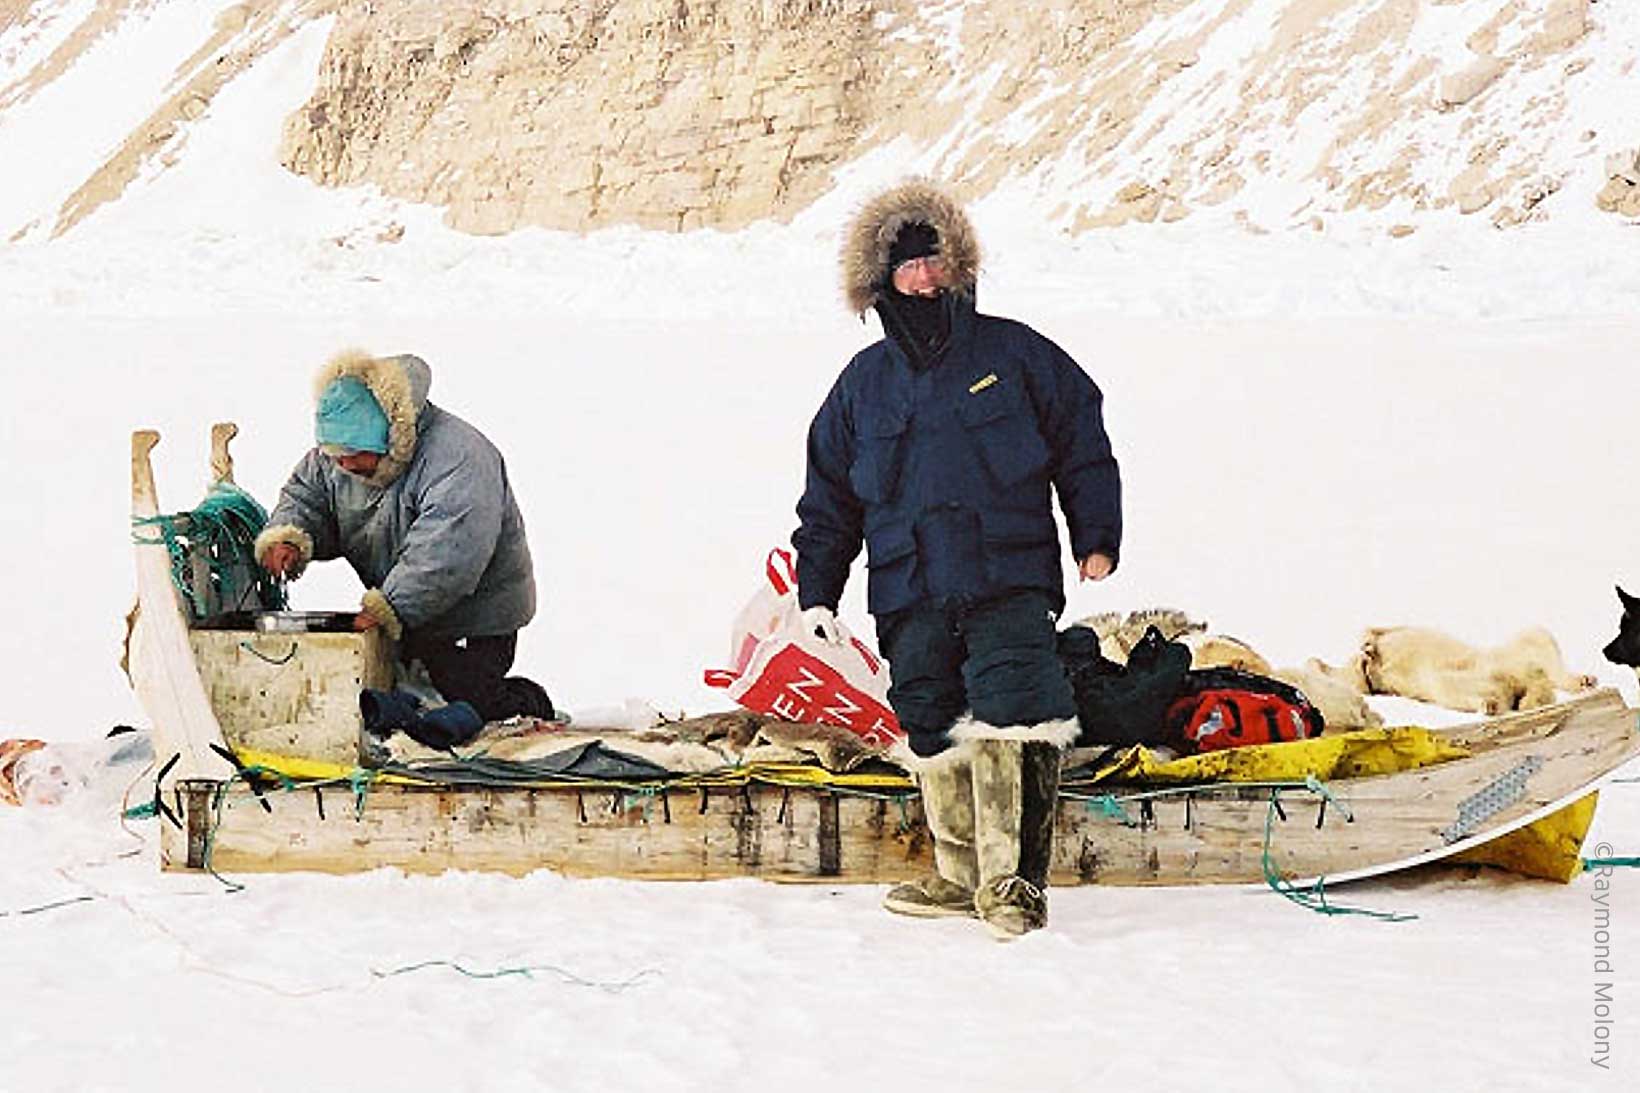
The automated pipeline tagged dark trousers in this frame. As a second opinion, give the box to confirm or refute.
[402,632,555,723]
[877,589,1076,758]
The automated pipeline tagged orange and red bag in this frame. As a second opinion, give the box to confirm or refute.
[1164,669,1323,754]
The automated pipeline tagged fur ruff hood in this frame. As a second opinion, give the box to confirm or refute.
[312,349,431,488]
[841,179,980,315]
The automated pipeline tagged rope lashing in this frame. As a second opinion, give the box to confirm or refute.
[1086,793,1137,827]
[0,896,96,918]
[1261,786,1416,923]
[621,786,661,822]
[348,768,377,819]
[132,482,286,619]
[238,640,297,666]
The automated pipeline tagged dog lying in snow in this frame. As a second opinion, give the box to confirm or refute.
[1602,586,1640,670]
[1073,608,1380,730]
[1308,625,1597,716]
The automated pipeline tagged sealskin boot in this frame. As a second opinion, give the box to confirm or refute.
[1018,741,1063,889]
[970,737,1045,940]
[883,745,977,918]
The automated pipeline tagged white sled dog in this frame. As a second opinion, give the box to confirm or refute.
[1307,625,1597,715]
[1074,608,1380,730]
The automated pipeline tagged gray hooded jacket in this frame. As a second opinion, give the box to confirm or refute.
[255,351,536,643]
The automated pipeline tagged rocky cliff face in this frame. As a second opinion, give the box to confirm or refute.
[279,0,886,234]
[4,0,1637,239]
[276,0,1173,234]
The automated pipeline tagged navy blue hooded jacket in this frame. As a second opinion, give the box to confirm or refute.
[794,293,1121,619]
[793,181,1120,620]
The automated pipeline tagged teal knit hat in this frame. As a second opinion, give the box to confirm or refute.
[315,375,390,454]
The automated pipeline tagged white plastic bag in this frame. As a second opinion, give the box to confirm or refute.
[3,732,154,809]
[704,549,902,748]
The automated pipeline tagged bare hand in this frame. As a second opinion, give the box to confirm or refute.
[263,542,300,579]
[1078,553,1115,582]
[352,611,381,632]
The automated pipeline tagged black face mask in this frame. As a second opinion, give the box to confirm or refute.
[876,287,952,369]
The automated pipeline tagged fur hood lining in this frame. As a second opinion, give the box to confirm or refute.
[311,350,422,488]
[841,179,980,315]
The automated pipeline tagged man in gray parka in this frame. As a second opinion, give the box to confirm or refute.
[256,349,554,732]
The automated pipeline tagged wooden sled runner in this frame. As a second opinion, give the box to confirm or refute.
[158,689,1636,884]
[130,428,1640,886]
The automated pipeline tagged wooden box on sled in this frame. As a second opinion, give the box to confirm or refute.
[188,625,394,766]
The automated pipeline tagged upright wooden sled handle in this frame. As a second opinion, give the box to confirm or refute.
[210,422,238,486]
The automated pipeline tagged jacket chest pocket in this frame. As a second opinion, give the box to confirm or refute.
[959,386,1050,487]
[850,411,908,503]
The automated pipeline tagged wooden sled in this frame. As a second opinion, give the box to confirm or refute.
[160,690,1638,886]
[130,425,1638,886]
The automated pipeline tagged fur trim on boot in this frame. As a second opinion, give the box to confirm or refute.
[950,716,1079,748]
[883,740,978,919]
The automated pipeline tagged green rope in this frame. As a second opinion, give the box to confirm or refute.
[238,640,297,665]
[1583,857,1640,871]
[203,780,246,894]
[622,786,659,822]
[132,482,286,620]
[1086,793,1137,827]
[370,960,660,992]
[1303,773,1354,822]
[349,767,377,819]
[122,800,157,820]
[0,896,96,918]
[1261,788,1416,922]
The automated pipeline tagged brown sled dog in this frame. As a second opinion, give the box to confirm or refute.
[1308,626,1596,716]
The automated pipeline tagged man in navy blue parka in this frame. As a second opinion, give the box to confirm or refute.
[792,180,1122,938]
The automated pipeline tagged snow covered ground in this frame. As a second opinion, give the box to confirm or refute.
[2,3,1638,1090]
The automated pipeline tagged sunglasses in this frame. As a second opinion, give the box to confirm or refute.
[892,254,946,276]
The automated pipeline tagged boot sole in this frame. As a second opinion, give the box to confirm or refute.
[981,915,1033,940]
[882,896,977,919]
[977,906,1046,939]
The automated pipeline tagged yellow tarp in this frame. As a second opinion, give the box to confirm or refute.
[1076,726,1472,785]
[1451,791,1600,883]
